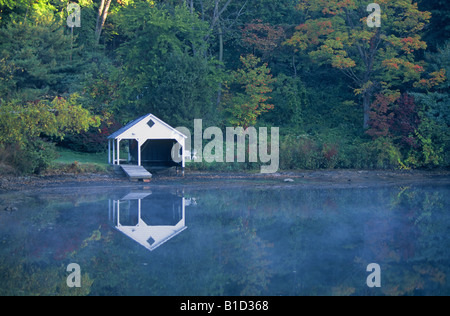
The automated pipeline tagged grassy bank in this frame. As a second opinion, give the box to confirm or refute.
[46,147,112,175]
[53,147,108,165]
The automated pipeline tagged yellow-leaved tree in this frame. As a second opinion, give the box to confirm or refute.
[0,94,100,174]
[285,0,446,129]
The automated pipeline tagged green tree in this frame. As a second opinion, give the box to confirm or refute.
[223,54,276,128]
[412,41,450,125]
[418,0,450,51]
[0,14,82,101]
[262,73,307,130]
[195,0,248,63]
[0,95,100,147]
[114,3,221,127]
[410,41,450,168]
[0,95,100,173]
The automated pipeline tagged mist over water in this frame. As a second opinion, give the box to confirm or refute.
[0,183,449,296]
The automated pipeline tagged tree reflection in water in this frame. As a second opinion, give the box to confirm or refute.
[0,184,448,296]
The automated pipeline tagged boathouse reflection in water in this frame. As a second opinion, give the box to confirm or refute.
[108,192,188,251]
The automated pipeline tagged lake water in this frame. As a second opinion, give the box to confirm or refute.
[0,183,449,296]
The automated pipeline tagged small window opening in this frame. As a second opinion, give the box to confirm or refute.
[147,119,155,128]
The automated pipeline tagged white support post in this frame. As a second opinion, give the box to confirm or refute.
[108,140,110,164]
[138,199,141,225]
[117,200,120,227]
[127,140,131,163]
[138,139,142,166]
[181,138,186,176]
[182,139,186,169]
[113,200,116,223]
[117,139,121,166]
[181,197,186,226]
[112,139,116,165]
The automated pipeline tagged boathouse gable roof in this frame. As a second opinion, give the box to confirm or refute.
[108,114,187,143]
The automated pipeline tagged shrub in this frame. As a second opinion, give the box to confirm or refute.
[20,139,58,174]
[369,137,403,169]
[0,139,58,175]
[279,133,412,170]
[322,143,339,169]
[404,117,446,169]
[59,117,122,153]
[279,135,329,170]
[0,145,18,175]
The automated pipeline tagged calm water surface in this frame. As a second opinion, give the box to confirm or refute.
[0,183,449,296]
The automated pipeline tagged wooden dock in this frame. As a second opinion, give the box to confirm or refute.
[121,165,153,182]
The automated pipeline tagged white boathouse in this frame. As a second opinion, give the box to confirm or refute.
[107,114,187,180]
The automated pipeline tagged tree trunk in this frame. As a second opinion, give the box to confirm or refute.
[218,24,224,63]
[216,24,224,107]
[187,0,194,14]
[95,0,112,44]
[23,0,34,23]
[95,0,105,33]
[363,91,371,130]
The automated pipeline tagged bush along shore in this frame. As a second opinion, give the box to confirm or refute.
[1,144,450,193]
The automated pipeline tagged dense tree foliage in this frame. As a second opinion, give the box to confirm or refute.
[0,0,449,173]
[223,54,276,128]
[285,0,443,129]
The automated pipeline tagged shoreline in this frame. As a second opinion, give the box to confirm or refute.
[1,169,450,194]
